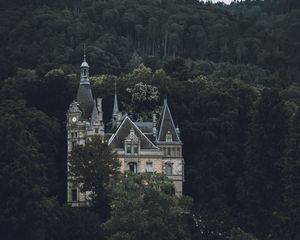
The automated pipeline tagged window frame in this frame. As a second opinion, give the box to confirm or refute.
[71,189,78,202]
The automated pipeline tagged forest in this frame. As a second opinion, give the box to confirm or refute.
[0,0,299,239]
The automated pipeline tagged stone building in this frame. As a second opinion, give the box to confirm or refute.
[67,54,184,207]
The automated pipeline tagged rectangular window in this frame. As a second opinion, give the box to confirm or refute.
[167,148,171,156]
[95,128,99,133]
[133,145,138,154]
[75,132,78,138]
[128,162,137,173]
[145,162,153,173]
[165,165,172,176]
[72,141,77,148]
[72,189,77,202]
[126,145,131,154]
[71,132,74,138]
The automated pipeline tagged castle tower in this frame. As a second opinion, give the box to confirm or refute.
[76,45,94,119]
[156,98,184,195]
[66,46,96,206]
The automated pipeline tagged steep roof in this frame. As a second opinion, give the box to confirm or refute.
[108,116,158,149]
[157,99,180,142]
[77,84,94,119]
[134,122,153,133]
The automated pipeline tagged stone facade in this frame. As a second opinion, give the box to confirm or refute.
[67,55,184,207]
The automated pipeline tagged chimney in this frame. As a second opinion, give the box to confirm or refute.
[117,112,122,127]
[96,98,102,113]
[152,113,157,137]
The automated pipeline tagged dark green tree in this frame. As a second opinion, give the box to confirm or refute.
[69,136,120,220]
[237,89,290,238]
[103,173,192,240]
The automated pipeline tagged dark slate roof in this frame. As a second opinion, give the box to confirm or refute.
[134,122,153,133]
[157,101,180,142]
[76,84,94,119]
[108,116,158,149]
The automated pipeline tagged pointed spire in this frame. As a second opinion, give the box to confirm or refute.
[83,43,86,62]
[112,80,119,117]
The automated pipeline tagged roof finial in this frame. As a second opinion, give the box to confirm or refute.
[83,43,86,62]
[164,96,168,105]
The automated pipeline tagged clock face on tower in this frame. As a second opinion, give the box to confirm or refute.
[72,117,77,123]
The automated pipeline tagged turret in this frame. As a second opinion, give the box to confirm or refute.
[112,80,121,129]
[91,98,104,135]
[76,45,94,119]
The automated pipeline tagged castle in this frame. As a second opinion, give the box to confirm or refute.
[67,52,184,207]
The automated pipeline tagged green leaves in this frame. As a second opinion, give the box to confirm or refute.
[104,173,192,240]
[69,136,120,220]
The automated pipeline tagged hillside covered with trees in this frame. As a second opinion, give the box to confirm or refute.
[0,0,299,239]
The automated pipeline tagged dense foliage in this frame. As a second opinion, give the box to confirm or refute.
[69,136,120,220]
[103,173,192,240]
[0,0,299,239]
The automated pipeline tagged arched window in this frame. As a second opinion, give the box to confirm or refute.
[127,162,137,173]
[83,69,87,76]
[165,164,173,176]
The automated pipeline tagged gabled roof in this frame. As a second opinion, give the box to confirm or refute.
[157,99,180,142]
[108,116,158,149]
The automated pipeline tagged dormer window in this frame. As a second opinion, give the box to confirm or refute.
[165,131,172,142]
[126,145,131,154]
[124,128,140,155]
[133,144,138,154]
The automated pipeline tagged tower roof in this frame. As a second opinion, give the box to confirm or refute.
[112,80,119,118]
[157,98,180,142]
[76,45,94,119]
[76,85,94,119]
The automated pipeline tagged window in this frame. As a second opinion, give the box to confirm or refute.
[95,128,99,133]
[165,164,173,176]
[72,141,77,148]
[165,131,172,142]
[167,148,171,156]
[71,132,78,138]
[128,162,137,173]
[126,145,131,154]
[133,144,138,154]
[72,189,78,202]
[145,162,153,173]
[83,69,87,76]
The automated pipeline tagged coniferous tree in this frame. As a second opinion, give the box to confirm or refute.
[237,89,290,238]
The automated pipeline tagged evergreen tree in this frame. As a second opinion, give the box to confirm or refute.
[237,89,290,238]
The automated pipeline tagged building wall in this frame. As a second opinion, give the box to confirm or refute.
[67,122,184,206]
